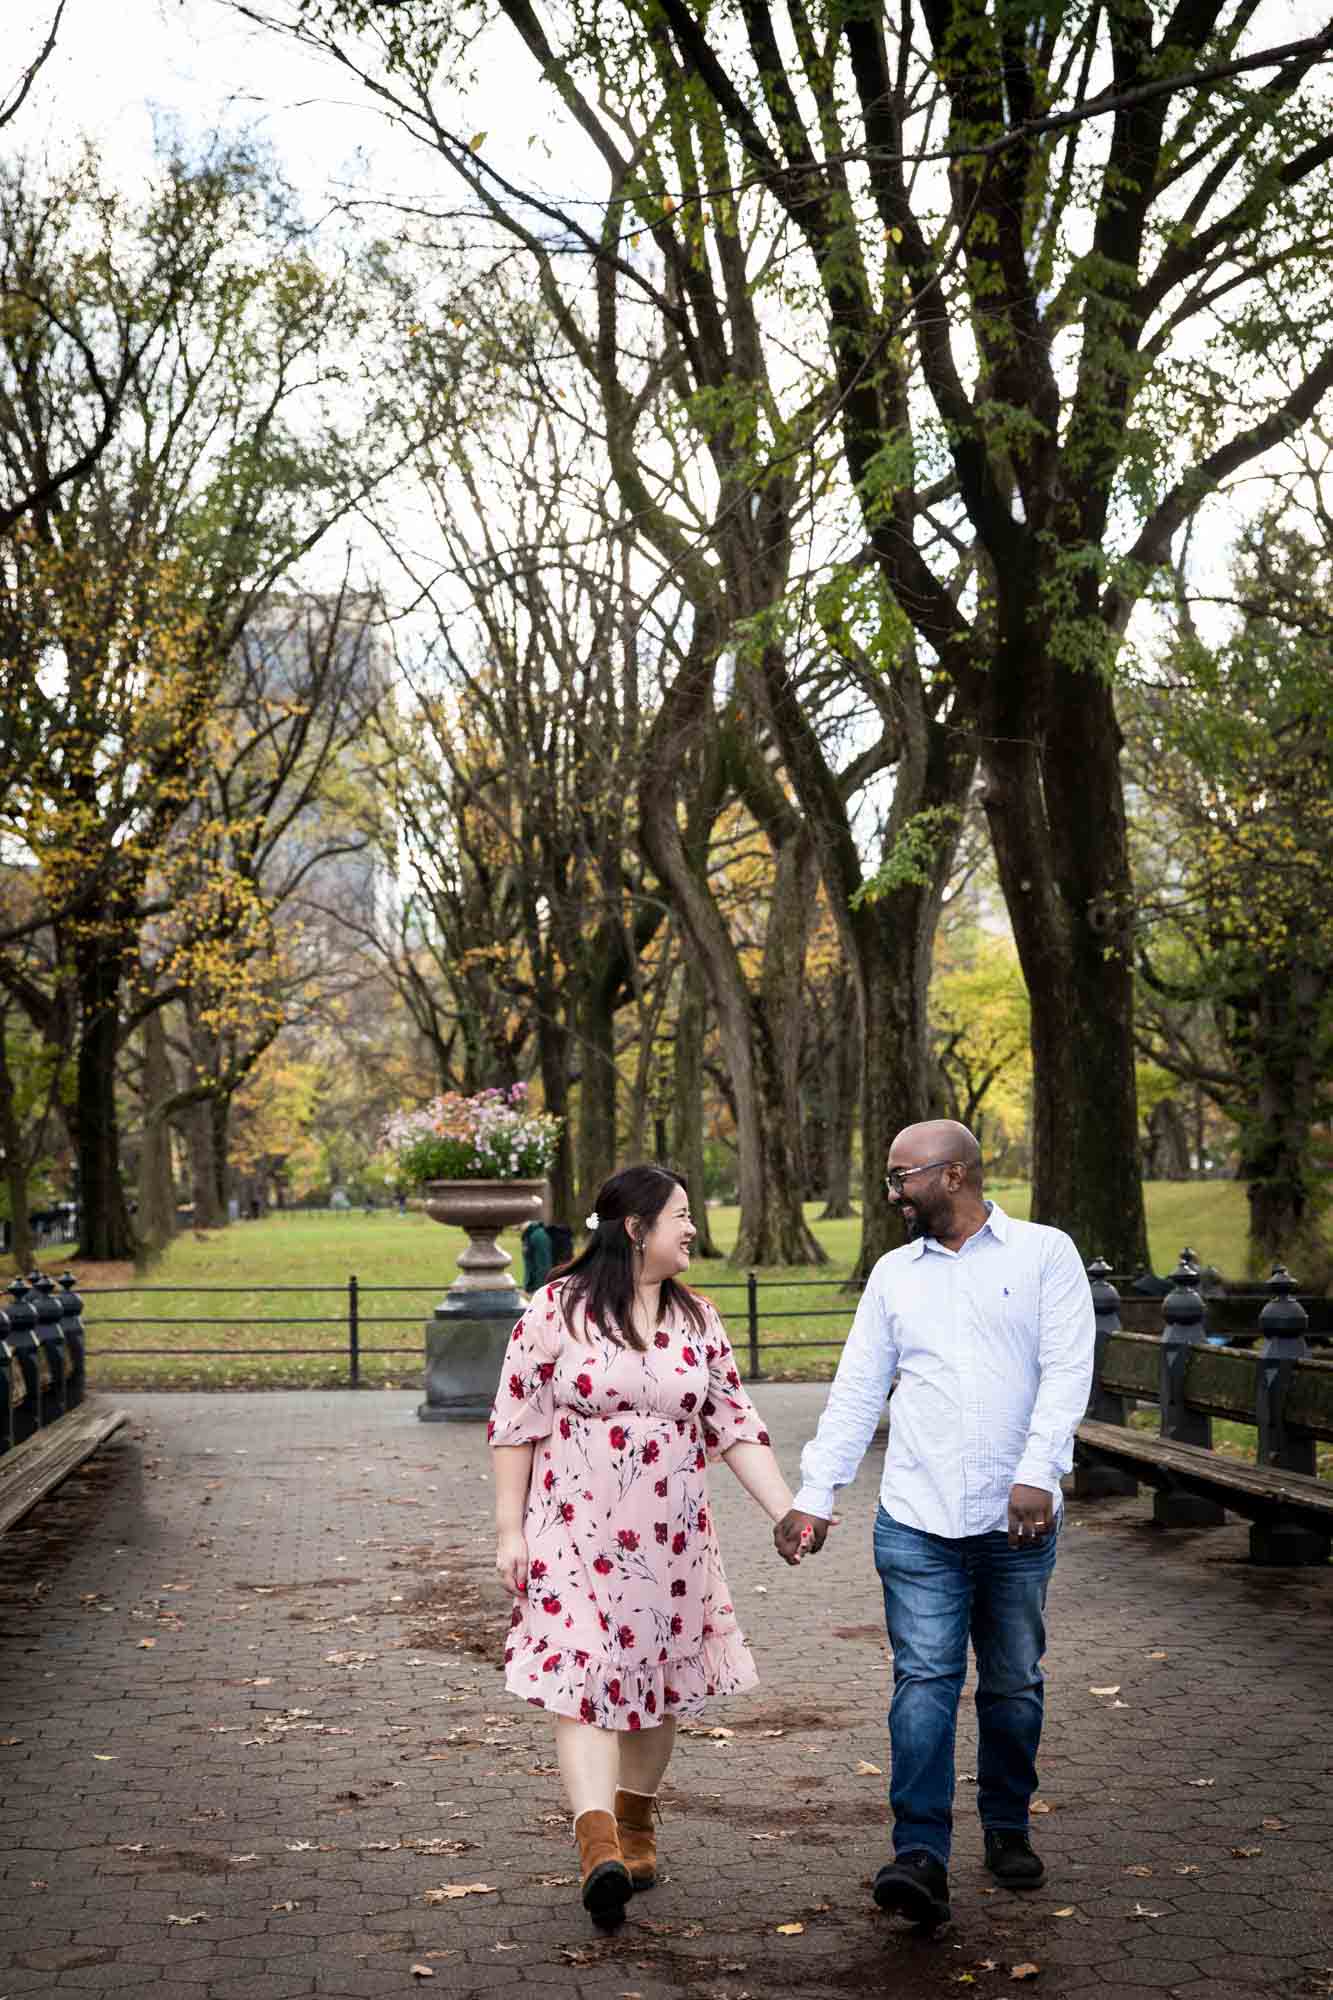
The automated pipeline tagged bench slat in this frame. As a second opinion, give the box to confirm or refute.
[1075,1419,1333,1526]
[0,1404,129,1534]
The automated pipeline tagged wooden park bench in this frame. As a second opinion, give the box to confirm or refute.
[1073,1258,1333,1565]
[0,1274,128,1534]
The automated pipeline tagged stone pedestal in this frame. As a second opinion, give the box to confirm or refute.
[419,1287,525,1423]
[415,1178,547,1423]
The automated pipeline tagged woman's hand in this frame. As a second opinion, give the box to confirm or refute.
[496,1530,530,1597]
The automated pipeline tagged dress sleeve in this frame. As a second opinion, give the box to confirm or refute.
[699,1305,771,1460]
[487,1289,562,1447]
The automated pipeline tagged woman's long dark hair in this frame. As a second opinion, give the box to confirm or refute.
[553,1164,708,1349]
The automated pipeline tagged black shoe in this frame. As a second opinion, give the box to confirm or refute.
[872,1849,951,1927]
[984,1829,1045,1889]
[581,1857,633,1926]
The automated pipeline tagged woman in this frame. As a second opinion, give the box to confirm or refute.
[488,1164,795,1924]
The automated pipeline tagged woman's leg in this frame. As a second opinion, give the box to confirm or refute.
[554,1716,621,1818]
[617,1718,677,1797]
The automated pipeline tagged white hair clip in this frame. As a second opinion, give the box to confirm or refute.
[584,1211,600,1231]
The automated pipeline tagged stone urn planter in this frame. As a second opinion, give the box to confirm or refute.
[418,1178,548,1423]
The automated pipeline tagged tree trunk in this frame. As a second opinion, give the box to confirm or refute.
[760,824,820,1214]
[137,1007,179,1259]
[1145,1098,1190,1182]
[534,1004,574,1226]
[980,662,1149,1270]
[576,934,620,1212]
[1238,964,1329,1285]
[0,1013,34,1274]
[185,1097,227,1229]
[638,641,824,1268]
[817,973,859,1220]
[72,932,136,1261]
[672,957,720,1257]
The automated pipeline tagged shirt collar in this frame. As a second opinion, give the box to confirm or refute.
[911,1199,1007,1258]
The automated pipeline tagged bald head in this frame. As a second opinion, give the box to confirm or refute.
[890,1120,982,1183]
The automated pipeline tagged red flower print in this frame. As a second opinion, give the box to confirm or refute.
[559,1501,575,1522]
[644,1689,657,1714]
[486,1419,495,1441]
[701,1396,716,1417]
[757,1428,770,1445]
[671,1531,686,1555]
[510,1606,523,1628]
[559,1417,571,1439]
[617,1528,639,1551]
[704,1426,719,1449]
[508,1372,524,1398]
[528,1695,546,1708]
[537,1360,555,1381]
[680,1392,697,1412]
[654,1522,669,1544]
[542,1652,563,1672]
[599,1611,611,1632]
[694,1448,706,1469]
[574,1649,589,1667]
[617,1401,633,1412]
[654,1478,668,1498]
[616,1623,636,1649]
[642,1440,660,1465]
[705,1345,717,1363]
[726,1368,740,1389]
[671,1579,687,1598]
[682,1346,697,1365]
[627,1711,641,1731]
[670,1613,682,1636]
[609,1425,627,1449]
[698,1507,709,1534]
[541,1595,562,1615]
[575,1373,592,1397]
[593,1555,613,1575]
[580,1697,596,1723]
[530,1558,547,1579]
[664,1686,679,1705]
[607,1677,622,1704]
[653,1331,670,1348]
[543,1468,555,1491]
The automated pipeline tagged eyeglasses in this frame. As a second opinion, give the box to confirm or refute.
[884,1160,963,1198]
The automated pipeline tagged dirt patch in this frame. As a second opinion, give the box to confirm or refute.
[233,1577,366,1596]
[712,1704,848,1735]
[668,1792,884,1830]
[830,1623,885,1642]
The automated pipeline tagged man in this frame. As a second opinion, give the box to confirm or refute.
[775,1121,1093,1928]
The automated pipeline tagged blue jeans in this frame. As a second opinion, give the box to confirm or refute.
[872,1505,1057,1866]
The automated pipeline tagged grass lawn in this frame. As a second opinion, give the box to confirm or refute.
[54,1178,1297,1397]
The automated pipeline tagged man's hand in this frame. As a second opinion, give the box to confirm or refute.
[1007,1483,1055,1547]
[774,1508,833,1565]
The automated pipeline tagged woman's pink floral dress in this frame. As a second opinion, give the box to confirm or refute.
[488,1282,771,1729]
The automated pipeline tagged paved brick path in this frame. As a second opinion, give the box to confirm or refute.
[2,1388,1330,2000]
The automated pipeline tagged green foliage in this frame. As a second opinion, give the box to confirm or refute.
[852,807,965,904]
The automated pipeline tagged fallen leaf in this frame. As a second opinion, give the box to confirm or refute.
[92,1753,116,1762]
[1130,1903,1167,1918]
[271,1900,298,1913]
[1051,1906,1076,1917]
[1147,1650,1168,1660]
[776,1922,805,1935]
[118,1843,147,1855]
[228,1854,259,1864]
[137,1638,157,1649]
[1089,1685,1120,1696]
[955,1977,977,1986]
[1123,1865,1153,1878]
[1111,1699,1129,1709]
[1231,1846,1262,1859]
[410,1967,435,1980]
[1187,1778,1216,1787]
[285,1840,316,1852]
[30,1876,48,1889]
[167,1911,208,1927]
[978,1960,998,1971]
[537,1873,577,1886]
[1010,1966,1040,1981]
[0,1735,22,1746]
[1174,1864,1199,1876]
[1260,1817,1286,1831]
[424,1883,498,1902]
[854,1760,882,1776]
[1029,1799,1053,1814]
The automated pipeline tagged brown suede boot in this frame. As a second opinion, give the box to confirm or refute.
[615,1787,659,1890]
[574,1809,632,1923]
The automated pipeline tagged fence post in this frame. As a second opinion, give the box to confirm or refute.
[746,1271,760,1383]
[1251,1266,1329,1566]
[57,1274,86,1409]
[5,1280,41,1443]
[1155,1254,1226,1528]
[1076,1258,1138,1498]
[348,1273,360,1389]
[0,1308,16,1454]
[28,1272,69,1420]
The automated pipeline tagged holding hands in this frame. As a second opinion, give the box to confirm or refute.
[773,1508,835,1566]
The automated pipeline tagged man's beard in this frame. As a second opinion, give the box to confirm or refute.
[900,1199,951,1242]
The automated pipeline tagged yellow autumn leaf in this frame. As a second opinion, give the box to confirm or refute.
[776,1922,804,1935]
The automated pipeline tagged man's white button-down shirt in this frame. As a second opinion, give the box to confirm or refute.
[792,1203,1095,1538]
